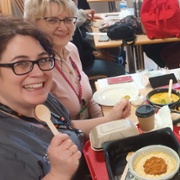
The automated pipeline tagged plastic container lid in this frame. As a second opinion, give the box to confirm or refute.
[136,104,155,118]
[89,119,139,151]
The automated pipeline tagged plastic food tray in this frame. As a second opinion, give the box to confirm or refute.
[103,127,180,180]
[83,141,108,180]
[83,127,180,180]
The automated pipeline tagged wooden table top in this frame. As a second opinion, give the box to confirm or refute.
[90,13,180,49]
[92,27,180,49]
[95,81,151,124]
[94,69,180,123]
[87,0,120,2]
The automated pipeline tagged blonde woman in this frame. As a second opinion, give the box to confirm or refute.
[24,0,104,120]
[24,0,126,120]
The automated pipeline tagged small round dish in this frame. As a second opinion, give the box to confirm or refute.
[170,101,180,113]
[129,145,180,180]
[169,101,180,123]
[146,88,180,107]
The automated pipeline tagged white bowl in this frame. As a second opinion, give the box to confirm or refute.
[129,145,180,180]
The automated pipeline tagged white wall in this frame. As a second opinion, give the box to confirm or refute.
[89,0,133,13]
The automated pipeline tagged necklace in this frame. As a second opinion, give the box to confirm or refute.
[0,103,84,144]
[0,102,85,143]
[0,102,40,124]
[0,102,71,129]
[55,56,83,104]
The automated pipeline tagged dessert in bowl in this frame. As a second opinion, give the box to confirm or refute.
[129,145,180,180]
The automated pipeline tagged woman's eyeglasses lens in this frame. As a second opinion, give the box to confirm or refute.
[43,17,77,28]
[0,57,55,75]
[14,57,55,75]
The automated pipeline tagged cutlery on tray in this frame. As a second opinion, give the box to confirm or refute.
[121,152,134,180]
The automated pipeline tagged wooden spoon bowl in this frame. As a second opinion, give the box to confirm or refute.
[35,104,59,136]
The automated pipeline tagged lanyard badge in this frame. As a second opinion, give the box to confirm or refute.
[78,99,89,120]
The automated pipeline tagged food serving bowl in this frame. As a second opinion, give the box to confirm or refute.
[129,145,180,180]
[170,101,180,113]
[146,88,180,107]
[169,102,180,124]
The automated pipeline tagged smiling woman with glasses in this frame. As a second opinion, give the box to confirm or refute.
[0,14,131,180]
[0,15,83,180]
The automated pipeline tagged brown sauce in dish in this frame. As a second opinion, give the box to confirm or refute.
[143,156,167,175]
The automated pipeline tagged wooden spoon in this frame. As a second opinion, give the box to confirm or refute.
[168,79,173,98]
[35,104,59,136]
[121,151,134,180]
[166,79,173,103]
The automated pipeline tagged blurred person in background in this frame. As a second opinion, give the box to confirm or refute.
[72,0,126,76]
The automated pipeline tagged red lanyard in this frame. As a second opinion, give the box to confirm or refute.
[55,56,82,104]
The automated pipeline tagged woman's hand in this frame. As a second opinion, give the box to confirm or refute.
[93,51,115,61]
[45,134,81,180]
[106,99,131,122]
[84,9,95,21]
[84,9,103,21]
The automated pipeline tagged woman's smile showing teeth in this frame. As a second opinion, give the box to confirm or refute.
[23,83,44,90]
[55,33,67,38]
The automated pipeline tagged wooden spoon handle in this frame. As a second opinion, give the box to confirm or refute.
[168,79,173,97]
[121,163,129,180]
[121,151,134,180]
[46,119,59,136]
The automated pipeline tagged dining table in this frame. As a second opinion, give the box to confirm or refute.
[83,68,180,180]
[89,12,180,73]
[87,0,120,12]
[94,68,180,122]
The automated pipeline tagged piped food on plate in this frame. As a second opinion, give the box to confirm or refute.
[122,95,130,100]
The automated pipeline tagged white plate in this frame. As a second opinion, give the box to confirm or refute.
[93,84,139,106]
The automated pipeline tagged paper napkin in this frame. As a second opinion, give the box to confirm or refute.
[154,105,173,130]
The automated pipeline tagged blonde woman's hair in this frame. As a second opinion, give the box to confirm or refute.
[24,0,77,21]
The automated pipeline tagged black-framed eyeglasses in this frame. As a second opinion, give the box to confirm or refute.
[40,17,77,28]
[0,56,55,75]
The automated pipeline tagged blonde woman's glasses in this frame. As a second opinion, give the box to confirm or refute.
[40,17,77,28]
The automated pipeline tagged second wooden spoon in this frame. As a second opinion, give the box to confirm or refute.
[121,151,134,180]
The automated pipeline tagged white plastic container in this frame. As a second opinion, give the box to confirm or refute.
[89,119,139,151]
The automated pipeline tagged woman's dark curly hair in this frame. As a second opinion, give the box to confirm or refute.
[0,15,55,60]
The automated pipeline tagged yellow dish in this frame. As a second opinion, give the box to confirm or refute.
[149,92,179,105]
